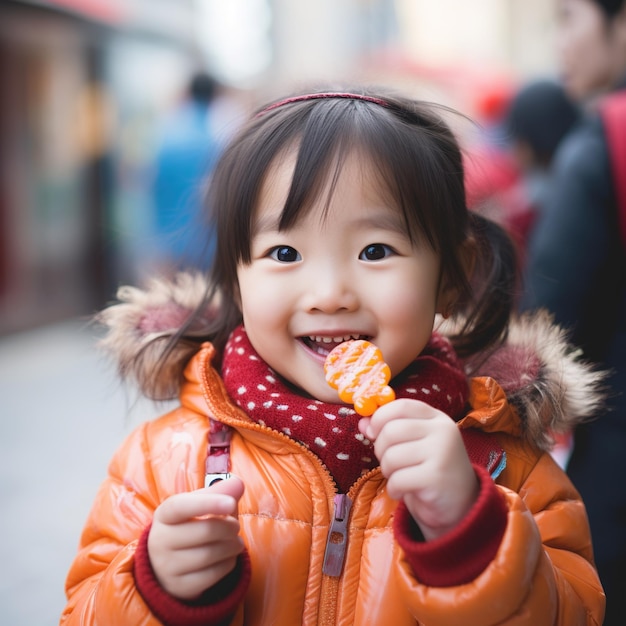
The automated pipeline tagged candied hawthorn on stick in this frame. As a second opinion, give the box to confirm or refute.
[324,339,395,416]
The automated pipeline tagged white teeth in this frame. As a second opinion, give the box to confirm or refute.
[308,334,359,343]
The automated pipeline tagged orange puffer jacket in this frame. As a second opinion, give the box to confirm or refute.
[61,342,605,624]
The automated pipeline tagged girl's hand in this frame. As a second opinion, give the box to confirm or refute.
[147,476,245,600]
[359,399,479,541]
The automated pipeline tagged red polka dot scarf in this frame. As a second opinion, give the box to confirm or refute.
[221,325,469,492]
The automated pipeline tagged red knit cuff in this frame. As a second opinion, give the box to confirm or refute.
[134,524,251,626]
[393,464,507,587]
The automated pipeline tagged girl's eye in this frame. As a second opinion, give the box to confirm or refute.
[359,243,393,261]
[269,246,301,263]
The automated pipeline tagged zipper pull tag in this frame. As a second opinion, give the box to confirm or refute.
[323,494,353,577]
[205,420,232,487]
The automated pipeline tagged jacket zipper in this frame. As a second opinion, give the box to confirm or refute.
[318,469,381,625]
[322,493,353,576]
[214,419,362,579]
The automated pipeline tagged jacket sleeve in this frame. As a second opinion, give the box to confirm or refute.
[60,416,247,626]
[393,465,508,587]
[393,450,605,626]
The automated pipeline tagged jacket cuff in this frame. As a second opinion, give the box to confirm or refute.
[134,524,251,626]
[393,464,507,587]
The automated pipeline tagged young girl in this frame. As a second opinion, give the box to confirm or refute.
[61,88,606,625]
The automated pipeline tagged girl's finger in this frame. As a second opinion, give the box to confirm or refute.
[204,475,245,501]
[377,439,427,478]
[155,515,241,551]
[156,490,238,525]
[160,535,245,576]
[163,555,241,601]
[365,399,439,440]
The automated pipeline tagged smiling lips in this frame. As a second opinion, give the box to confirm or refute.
[324,339,395,416]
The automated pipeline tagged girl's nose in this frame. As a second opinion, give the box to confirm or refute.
[302,266,359,313]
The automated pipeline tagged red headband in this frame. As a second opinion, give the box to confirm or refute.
[257,92,389,116]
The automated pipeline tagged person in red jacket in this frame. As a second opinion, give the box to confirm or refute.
[61,87,605,625]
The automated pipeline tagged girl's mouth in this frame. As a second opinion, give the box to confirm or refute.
[300,334,369,357]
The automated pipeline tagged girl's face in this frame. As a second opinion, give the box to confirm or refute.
[556,0,626,100]
[236,150,449,404]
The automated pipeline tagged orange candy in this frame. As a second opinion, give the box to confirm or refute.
[324,340,395,416]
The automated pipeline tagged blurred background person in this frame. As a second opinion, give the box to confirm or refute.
[147,70,242,277]
[501,78,581,257]
[518,1,626,622]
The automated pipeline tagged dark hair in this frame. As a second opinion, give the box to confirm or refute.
[504,79,581,166]
[186,87,518,365]
[189,72,218,104]
[593,0,625,17]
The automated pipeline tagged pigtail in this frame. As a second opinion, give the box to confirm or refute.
[95,273,218,400]
[449,212,520,362]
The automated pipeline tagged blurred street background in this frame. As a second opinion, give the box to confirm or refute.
[0,0,558,623]
[0,318,175,625]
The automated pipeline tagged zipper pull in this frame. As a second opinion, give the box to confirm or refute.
[204,420,232,487]
[323,494,353,577]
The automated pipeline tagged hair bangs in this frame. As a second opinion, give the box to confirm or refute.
[350,101,468,255]
[278,98,368,230]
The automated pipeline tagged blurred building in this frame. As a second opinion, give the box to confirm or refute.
[0,0,200,334]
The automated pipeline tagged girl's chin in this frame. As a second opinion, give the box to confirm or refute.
[296,381,342,405]
[274,371,340,404]
[302,385,341,404]
[315,390,344,405]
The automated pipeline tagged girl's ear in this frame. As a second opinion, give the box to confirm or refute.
[436,235,477,318]
[436,284,457,319]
